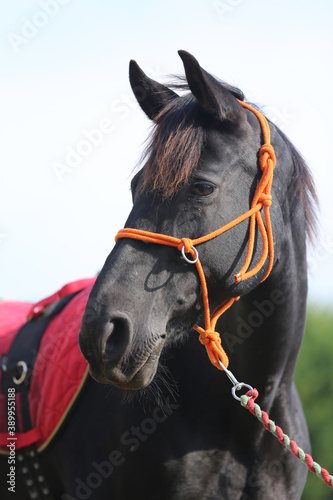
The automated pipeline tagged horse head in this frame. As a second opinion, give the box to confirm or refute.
[78,51,312,390]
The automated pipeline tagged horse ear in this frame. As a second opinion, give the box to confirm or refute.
[178,50,243,124]
[129,60,178,120]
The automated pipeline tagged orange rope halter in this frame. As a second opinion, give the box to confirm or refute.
[116,101,276,370]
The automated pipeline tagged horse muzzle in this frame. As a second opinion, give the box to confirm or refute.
[78,310,166,389]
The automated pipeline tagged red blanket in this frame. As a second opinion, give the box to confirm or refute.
[0,278,96,452]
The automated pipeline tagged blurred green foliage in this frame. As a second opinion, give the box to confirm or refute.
[295,306,333,499]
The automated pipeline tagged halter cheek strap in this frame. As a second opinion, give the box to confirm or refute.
[115,101,276,370]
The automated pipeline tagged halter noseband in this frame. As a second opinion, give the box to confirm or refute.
[116,101,276,370]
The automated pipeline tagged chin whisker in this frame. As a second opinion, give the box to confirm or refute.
[116,358,178,412]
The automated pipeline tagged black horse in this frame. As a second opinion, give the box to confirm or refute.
[3,51,317,499]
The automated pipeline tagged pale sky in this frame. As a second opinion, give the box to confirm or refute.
[1,0,333,304]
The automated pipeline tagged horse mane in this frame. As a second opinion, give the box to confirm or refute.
[140,79,317,243]
[275,126,318,243]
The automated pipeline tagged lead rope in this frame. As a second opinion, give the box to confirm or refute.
[219,365,333,489]
[241,389,333,488]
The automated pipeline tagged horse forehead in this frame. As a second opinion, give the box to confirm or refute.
[206,118,256,149]
[198,126,257,172]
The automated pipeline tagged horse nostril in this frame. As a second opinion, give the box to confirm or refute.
[100,315,132,365]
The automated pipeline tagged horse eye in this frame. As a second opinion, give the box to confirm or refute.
[191,182,214,196]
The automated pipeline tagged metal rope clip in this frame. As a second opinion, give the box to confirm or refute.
[181,245,199,264]
[218,359,253,401]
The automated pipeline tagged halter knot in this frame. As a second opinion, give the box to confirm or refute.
[259,143,276,171]
[196,326,229,369]
[198,329,221,346]
[258,193,272,207]
[178,238,194,254]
